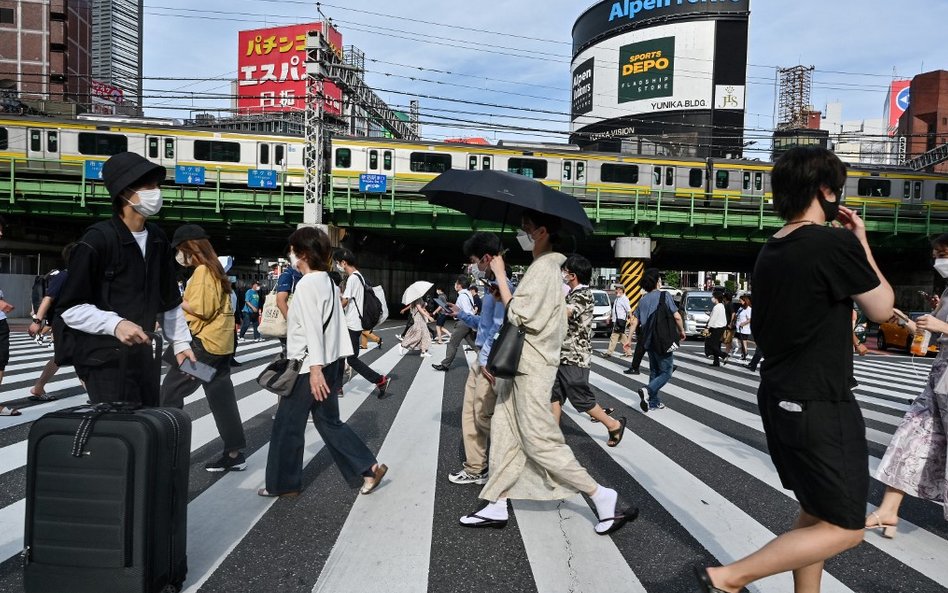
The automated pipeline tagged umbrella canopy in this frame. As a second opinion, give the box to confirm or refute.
[402,280,434,305]
[419,169,594,235]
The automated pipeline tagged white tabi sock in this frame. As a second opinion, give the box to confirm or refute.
[460,498,509,524]
[590,486,618,534]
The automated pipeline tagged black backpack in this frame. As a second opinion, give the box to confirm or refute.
[31,274,50,312]
[648,292,680,353]
[353,272,383,330]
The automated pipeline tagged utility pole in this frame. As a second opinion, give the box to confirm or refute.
[303,24,329,225]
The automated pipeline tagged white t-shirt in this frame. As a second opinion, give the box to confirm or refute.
[612,294,630,321]
[342,271,366,332]
[736,306,752,335]
[131,229,148,257]
[708,302,728,329]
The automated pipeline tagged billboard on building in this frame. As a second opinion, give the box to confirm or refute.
[571,21,736,129]
[237,22,343,115]
[89,79,124,115]
[884,79,911,136]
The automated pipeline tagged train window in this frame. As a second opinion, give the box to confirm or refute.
[665,167,674,186]
[935,184,948,201]
[601,163,639,184]
[482,157,491,170]
[276,145,286,167]
[383,151,392,171]
[689,168,703,188]
[915,181,922,199]
[148,137,159,159]
[30,130,41,152]
[469,156,477,170]
[194,140,240,163]
[47,131,58,153]
[903,182,911,200]
[742,172,750,191]
[260,144,270,165]
[410,152,452,173]
[335,148,351,168]
[576,162,586,181]
[78,132,128,156]
[856,178,891,197]
[715,170,729,189]
[165,139,175,159]
[0,128,6,150]
[508,158,547,179]
[754,172,762,191]
[563,161,572,181]
[653,167,661,185]
[369,150,378,170]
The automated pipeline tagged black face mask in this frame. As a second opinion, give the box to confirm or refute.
[818,194,840,223]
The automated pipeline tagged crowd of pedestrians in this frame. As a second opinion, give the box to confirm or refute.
[2,146,946,592]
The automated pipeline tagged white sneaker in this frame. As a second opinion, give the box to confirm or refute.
[420,352,432,358]
[398,345,405,355]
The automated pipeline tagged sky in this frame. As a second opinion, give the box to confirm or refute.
[142,0,948,159]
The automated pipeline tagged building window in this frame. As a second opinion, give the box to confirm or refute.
[335,148,351,168]
[715,170,730,189]
[600,163,639,184]
[193,140,241,163]
[0,128,7,150]
[0,8,14,24]
[507,158,547,179]
[689,168,703,188]
[935,183,948,201]
[856,178,891,197]
[78,132,128,156]
[409,152,452,173]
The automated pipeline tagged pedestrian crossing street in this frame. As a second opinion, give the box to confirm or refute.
[0,327,945,593]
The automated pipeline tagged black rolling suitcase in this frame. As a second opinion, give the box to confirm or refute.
[23,335,191,593]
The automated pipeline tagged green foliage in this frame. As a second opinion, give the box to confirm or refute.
[724,280,737,294]
[663,271,681,288]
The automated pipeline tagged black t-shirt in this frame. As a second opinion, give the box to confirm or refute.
[752,225,879,401]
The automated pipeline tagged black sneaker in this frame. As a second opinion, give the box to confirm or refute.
[637,388,649,413]
[432,364,449,371]
[623,368,640,375]
[205,452,247,472]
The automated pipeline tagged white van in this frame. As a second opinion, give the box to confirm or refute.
[590,289,612,337]
[680,290,714,338]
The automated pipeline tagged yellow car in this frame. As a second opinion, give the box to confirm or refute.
[876,313,939,354]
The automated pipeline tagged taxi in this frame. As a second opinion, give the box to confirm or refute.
[876,312,939,354]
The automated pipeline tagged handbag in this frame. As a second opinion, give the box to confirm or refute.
[259,292,291,338]
[486,316,526,379]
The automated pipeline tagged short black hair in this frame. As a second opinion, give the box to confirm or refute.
[771,146,847,221]
[469,285,478,294]
[562,254,592,284]
[289,226,332,272]
[522,209,562,239]
[932,233,948,251]
[333,247,357,267]
[462,232,503,259]
[712,290,725,302]
[641,268,661,292]
[455,275,469,287]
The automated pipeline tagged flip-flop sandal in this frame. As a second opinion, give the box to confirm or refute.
[590,407,615,423]
[0,406,22,416]
[595,506,639,535]
[28,393,57,402]
[459,513,508,529]
[607,416,628,447]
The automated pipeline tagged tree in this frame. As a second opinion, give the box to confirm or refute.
[663,270,681,288]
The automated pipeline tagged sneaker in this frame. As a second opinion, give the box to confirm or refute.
[637,388,649,413]
[623,367,640,375]
[448,469,488,485]
[375,376,390,398]
[205,452,247,472]
[420,352,432,358]
[432,364,449,371]
[649,403,667,410]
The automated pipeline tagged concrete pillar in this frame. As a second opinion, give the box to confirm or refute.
[614,237,651,313]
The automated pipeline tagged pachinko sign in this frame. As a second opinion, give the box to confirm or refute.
[237,22,343,115]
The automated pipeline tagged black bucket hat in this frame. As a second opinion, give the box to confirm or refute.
[171,224,210,248]
[102,152,166,199]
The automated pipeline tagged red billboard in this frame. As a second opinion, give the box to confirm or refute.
[884,79,911,135]
[237,22,343,115]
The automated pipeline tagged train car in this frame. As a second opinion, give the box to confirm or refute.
[0,114,307,187]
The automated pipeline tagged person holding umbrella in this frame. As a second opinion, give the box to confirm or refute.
[458,210,636,535]
[398,281,435,358]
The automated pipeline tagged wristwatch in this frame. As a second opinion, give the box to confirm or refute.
[31,317,41,324]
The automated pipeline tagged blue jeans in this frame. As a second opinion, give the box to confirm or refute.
[240,310,259,339]
[645,348,675,407]
[265,360,377,493]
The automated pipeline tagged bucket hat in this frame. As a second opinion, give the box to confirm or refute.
[102,152,166,199]
[171,224,210,248]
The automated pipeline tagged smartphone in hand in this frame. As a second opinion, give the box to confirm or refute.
[179,359,217,383]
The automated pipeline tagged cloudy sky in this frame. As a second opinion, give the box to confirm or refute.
[142,0,947,158]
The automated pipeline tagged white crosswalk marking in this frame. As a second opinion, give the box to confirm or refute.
[0,331,944,593]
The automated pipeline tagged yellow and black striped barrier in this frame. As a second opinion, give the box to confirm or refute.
[619,259,646,312]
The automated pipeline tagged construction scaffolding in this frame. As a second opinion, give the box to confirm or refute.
[776,65,814,130]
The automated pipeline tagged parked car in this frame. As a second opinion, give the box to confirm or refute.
[680,290,714,339]
[590,289,612,337]
[876,312,939,354]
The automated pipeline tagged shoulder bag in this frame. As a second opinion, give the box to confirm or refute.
[486,310,526,379]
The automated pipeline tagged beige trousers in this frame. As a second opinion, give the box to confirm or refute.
[606,327,631,354]
[461,360,497,475]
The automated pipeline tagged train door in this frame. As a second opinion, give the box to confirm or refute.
[903,179,923,204]
[146,135,176,168]
[27,128,59,161]
[562,159,587,186]
[652,165,675,199]
[742,170,765,199]
[258,142,289,171]
[467,154,493,171]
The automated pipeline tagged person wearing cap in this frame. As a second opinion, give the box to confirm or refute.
[161,224,246,472]
[55,152,194,406]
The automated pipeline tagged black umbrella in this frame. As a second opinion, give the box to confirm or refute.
[419,169,594,235]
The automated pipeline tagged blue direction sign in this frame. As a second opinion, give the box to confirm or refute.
[248,169,278,189]
[359,173,387,193]
[175,165,206,185]
[84,160,104,180]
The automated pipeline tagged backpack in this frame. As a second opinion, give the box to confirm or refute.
[31,273,52,312]
[648,292,680,354]
[353,272,387,330]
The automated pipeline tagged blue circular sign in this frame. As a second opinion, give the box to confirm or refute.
[896,87,910,111]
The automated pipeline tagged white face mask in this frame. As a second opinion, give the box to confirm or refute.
[516,230,535,251]
[935,258,948,278]
[175,251,188,267]
[127,188,162,217]
[288,251,300,269]
[335,262,345,273]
